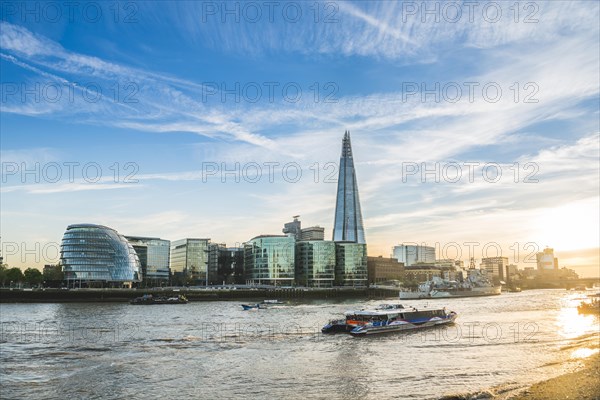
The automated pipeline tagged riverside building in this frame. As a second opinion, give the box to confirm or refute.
[125,236,170,285]
[60,224,141,287]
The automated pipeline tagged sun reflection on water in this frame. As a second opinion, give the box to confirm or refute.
[571,348,599,359]
[555,302,599,340]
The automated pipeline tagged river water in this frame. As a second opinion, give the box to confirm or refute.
[1,289,599,399]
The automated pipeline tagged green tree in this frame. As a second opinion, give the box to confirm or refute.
[0,265,7,286]
[43,264,64,287]
[5,268,24,286]
[24,268,43,286]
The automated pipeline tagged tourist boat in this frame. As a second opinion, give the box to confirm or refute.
[399,269,501,299]
[321,304,457,335]
[130,294,188,305]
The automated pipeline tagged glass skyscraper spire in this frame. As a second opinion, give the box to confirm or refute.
[333,131,366,244]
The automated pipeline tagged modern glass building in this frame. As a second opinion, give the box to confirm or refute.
[217,246,245,284]
[335,242,368,287]
[244,235,295,286]
[393,244,436,266]
[60,224,141,285]
[295,240,336,287]
[333,131,366,244]
[170,238,212,284]
[125,236,170,284]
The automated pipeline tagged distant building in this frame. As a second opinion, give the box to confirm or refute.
[434,259,463,269]
[559,267,579,280]
[60,224,141,287]
[393,244,436,266]
[170,238,213,284]
[125,236,170,284]
[506,264,519,281]
[522,267,537,279]
[282,216,302,239]
[299,226,325,241]
[367,256,404,284]
[295,240,336,287]
[481,257,509,281]
[402,265,442,284]
[335,243,368,286]
[244,235,295,286]
[537,247,559,272]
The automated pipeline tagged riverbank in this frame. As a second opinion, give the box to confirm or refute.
[0,287,399,303]
[439,353,600,400]
[508,352,600,400]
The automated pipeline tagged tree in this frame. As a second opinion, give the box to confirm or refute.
[0,265,7,286]
[24,268,43,286]
[43,264,64,287]
[5,268,24,285]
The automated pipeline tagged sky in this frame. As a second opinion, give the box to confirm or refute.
[0,1,599,277]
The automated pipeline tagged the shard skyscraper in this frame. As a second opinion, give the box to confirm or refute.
[333,131,366,244]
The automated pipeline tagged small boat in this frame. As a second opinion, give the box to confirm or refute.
[241,300,285,310]
[322,303,457,335]
[241,303,264,310]
[130,294,188,305]
[577,299,600,315]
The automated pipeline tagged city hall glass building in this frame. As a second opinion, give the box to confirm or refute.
[60,224,141,285]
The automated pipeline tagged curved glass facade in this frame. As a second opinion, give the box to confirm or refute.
[244,235,295,286]
[60,224,141,282]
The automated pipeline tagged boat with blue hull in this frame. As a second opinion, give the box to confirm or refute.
[241,299,285,310]
[322,304,457,336]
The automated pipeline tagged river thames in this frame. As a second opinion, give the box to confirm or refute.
[1,289,598,399]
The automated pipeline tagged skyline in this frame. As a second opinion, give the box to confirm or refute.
[1,1,599,277]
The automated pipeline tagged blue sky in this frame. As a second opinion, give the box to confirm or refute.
[1,1,599,276]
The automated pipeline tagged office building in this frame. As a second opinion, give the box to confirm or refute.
[295,240,336,287]
[217,246,245,284]
[536,247,559,272]
[335,242,368,286]
[282,216,302,239]
[244,235,295,286]
[126,236,170,284]
[367,256,404,284]
[393,244,436,266]
[299,226,325,241]
[170,238,213,284]
[481,257,509,281]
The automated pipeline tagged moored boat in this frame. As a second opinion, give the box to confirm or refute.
[130,294,188,305]
[322,303,457,335]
